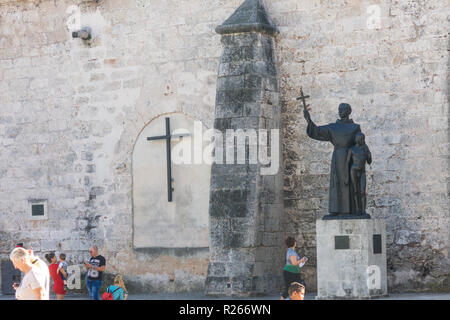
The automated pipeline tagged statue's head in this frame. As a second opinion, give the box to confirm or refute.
[355,132,365,146]
[338,103,352,119]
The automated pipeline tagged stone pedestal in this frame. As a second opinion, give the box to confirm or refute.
[316,219,388,299]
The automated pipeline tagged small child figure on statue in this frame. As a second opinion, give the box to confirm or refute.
[346,132,372,215]
[57,253,69,290]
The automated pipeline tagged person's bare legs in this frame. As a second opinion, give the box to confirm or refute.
[351,169,361,214]
[56,294,65,300]
[361,171,367,214]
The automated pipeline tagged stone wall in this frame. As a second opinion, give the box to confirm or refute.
[269,0,450,292]
[0,0,230,293]
[0,0,448,294]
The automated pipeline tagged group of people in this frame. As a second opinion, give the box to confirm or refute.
[10,237,307,300]
[9,244,127,300]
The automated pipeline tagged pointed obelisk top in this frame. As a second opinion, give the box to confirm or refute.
[216,0,278,36]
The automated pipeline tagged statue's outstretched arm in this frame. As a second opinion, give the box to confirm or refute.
[306,119,331,142]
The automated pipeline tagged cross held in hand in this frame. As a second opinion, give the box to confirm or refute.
[296,88,310,110]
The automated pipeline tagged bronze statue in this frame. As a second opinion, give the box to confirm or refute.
[346,132,372,216]
[300,92,371,219]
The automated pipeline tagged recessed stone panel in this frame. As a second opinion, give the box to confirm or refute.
[335,235,350,250]
[132,114,211,248]
[373,234,382,254]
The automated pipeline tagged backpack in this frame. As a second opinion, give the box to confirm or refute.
[102,286,121,300]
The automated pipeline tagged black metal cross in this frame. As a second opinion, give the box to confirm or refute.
[296,87,310,110]
[147,117,190,202]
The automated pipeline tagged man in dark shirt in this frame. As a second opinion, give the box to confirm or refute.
[84,245,106,300]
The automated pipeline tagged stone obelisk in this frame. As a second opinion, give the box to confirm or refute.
[205,0,285,297]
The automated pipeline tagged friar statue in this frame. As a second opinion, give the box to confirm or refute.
[303,103,370,219]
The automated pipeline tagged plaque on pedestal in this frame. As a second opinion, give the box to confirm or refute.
[316,219,388,299]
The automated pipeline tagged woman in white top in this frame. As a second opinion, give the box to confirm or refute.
[10,247,50,300]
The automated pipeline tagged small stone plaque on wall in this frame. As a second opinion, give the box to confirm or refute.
[335,235,350,250]
[29,199,48,220]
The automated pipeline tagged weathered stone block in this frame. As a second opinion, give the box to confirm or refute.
[216,89,261,105]
[207,262,226,277]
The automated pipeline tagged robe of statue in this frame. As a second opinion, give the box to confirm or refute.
[306,118,361,214]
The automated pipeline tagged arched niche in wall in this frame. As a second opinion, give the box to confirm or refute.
[132,113,211,249]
